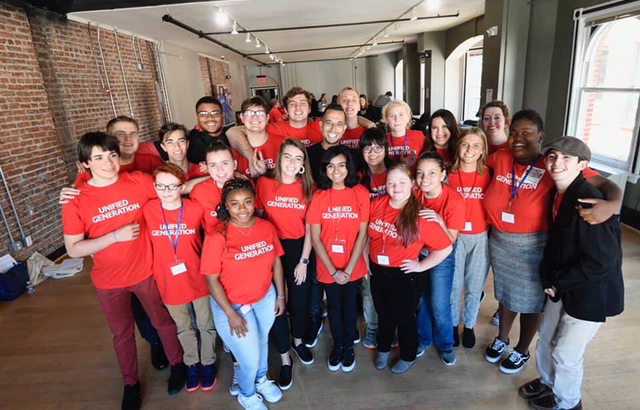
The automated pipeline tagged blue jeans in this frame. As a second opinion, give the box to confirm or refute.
[210,285,276,397]
[417,242,456,352]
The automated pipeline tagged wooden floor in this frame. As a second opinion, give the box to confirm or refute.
[1,226,639,410]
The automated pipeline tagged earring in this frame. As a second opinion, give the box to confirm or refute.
[298,165,305,174]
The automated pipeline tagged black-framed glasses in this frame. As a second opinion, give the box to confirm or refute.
[154,183,181,191]
[362,146,385,155]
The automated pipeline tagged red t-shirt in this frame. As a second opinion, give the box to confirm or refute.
[418,184,466,232]
[189,179,223,235]
[185,163,208,180]
[142,198,209,305]
[307,185,370,283]
[62,172,156,290]
[255,177,308,240]
[368,196,451,267]
[436,148,453,169]
[234,134,284,178]
[267,121,322,147]
[387,130,425,161]
[552,191,565,222]
[340,126,366,150]
[447,169,492,234]
[138,141,163,158]
[269,107,285,123]
[75,152,165,187]
[488,141,509,155]
[200,218,284,305]
[361,170,388,199]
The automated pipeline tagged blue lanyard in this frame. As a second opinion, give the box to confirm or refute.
[510,155,540,202]
[160,203,184,258]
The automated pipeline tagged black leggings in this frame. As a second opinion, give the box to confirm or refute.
[270,237,312,354]
[324,280,361,349]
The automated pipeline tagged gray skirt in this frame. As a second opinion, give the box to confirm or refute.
[489,230,548,314]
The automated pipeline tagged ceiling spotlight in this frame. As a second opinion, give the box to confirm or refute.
[269,54,275,60]
[255,38,261,48]
[231,21,238,35]
[373,37,378,46]
[265,47,270,54]
[281,62,285,66]
[245,32,251,42]
[383,30,389,38]
[216,8,229,25]
[411,7,418,20]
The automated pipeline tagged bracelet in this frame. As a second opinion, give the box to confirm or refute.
[277,295,285,299]
[112,232,117,243]
[331,270,338,277]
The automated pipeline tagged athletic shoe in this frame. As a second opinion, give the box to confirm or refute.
[390,359,416,374]
[485,337,509,363]
[499,350,530,374]
[121,381,141,410]
[529,395,582,410]
[375,351,390,370]
[292,342,314,365]
[416,345,428,358]
[185,364,200,392]
[491,309,500,326]
[200,363,217,391]
[453,326,460,347]
[278,361,293,391]
[518,378,552,400]
[305,319,323,348]
[229,365,239,396]
[150,343,169,371]
[353,329,361,344]
[167,363,186,395]
[462,327,476,349]
[237,393,267,410]
[327,346,342,372]
[362,326,377,349]
[255,376,282,403]
[341,347,355,372]
[440,350,457,366]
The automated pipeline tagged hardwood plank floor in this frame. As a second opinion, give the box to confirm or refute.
[1,225,639,409]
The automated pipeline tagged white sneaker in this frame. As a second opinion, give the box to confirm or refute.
[255,376,282,403]
[229,365,239,396]
[237,393,267,410]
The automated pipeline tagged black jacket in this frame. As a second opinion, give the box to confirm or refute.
[186,126,230,164]
[540,173,624,322]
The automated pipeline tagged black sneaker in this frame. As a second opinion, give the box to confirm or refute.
[150,343,168,370]
[292,342,314,365]
[122,381,141,410]
[327,346,342,372]
[278,359,293,391]
[341,347,355,372]
[485,337,509,363]
[304,318,323,348]
[167,362,186,395]
[499,349,530,374]
[185,364,200,392]
[453,326,460,347]
[353,329,361,344]
[462,327,476,349]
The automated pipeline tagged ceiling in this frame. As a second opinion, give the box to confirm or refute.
[69,0,485,65]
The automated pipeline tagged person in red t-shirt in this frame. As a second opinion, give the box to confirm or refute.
[425,109,460,170]
[337,87,371,149]
[268,98,285,124]
[142,164,216,393]
[481,100,511,155]
[61,132,185,409]
[201,178,285,408]
[414,151,465,366]
[383,100,425,167]
[255,138,315,389]
[447,127,492,349]
[368,163,452,374]
[308,146,370,373]
[157,123,209,182]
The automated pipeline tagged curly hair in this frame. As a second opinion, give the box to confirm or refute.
[216,177,256,223]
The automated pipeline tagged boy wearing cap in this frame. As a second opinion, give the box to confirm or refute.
[519,137,624,410]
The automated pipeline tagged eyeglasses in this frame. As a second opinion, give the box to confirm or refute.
[154,183,181,191]
[244,110,267,118]
[198,111,222,118]
[362,146,385,155]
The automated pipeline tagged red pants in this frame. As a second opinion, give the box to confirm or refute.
[95,275,183,385]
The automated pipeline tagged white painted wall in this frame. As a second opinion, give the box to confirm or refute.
[367,52,396,100]
[279,59,368,99]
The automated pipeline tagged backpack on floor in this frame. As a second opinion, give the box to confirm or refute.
[0,261,29,301]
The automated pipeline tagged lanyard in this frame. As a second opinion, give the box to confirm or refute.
[329,188,341,240]
[510,155,540,203]
[390,132,409,155]
[160,203,184,259]
[381,198,397,253]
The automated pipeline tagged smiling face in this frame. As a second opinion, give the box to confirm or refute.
[545,149,587,187]
[482,107,508,140]
[111,121,139,158]
[321,109,346,146]
[430,116,451,149]
[196,102,223,135]
[458,133,484,166]
[241,104,268,133]
[509,119,544,164]
[286,93,310,122]
[362,143,386,168]
[206,149,237,187]
[280,144,305,180]
[154,172,184,205]
[415,159,446,194]
[338,89,359,119]
[83,146,120,181]
[161,129,189,163]
[386,167,413,203]
[226,188,255,227]
[326,154,348,188]
[385,104,410,135]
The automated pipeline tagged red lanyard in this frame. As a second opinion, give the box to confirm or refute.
[457,171,478,204]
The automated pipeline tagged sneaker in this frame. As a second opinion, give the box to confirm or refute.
[362,326,377,349]
[341,347,355,372]
[278,360,293,390]
[375,351,391,370]
[491,309,500,326]
[150,343,169,371]
[480,290,487,304]
[200,363,217,391]
[121,381,141,410]
[255,376,282,403]
[529,395,582,410]
[292,342,314,365]
[499,350,530,374]
[229,365,239,396]
[462,327,476,349]
[185,364,200,392]
[321,305,328,318]
[305,319,323,348]
[440,350,457,366]
[237,393,267,410]
[453,326,460,347]
[416,345,427,358]
[390,359,416,374]
[518,378,552,400]
[327,346,342,372]
[485,337,509,363]
[353,329,361,344]
[168,363,186,395]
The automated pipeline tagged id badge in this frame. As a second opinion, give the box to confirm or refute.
[170,260,187,276]
[464,221,473,231]
[376,254,390,266]
[330,239,346,254]
[240,304,252,314]
[501,211,515,224]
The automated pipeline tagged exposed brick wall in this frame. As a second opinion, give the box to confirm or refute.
[198,55,232,98]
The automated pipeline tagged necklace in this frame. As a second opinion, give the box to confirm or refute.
[231,219,256,236]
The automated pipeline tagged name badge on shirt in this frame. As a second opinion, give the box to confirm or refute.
[501,212,515,224]
[464,221,473,232]
[240,304,252,315]
[330,240,346,254]
[376,254,390,266]
[523,167,545,186]
[170,260,187,276]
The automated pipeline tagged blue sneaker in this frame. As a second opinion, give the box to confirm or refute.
[201,363,217,391]
[186,364,200,392]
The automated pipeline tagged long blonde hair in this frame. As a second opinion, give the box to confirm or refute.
[450,127,488,175]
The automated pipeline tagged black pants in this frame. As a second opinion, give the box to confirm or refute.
[270,237,312,354]
[324,279,361,349]
[131,294,160,345]
[370,261,423,362]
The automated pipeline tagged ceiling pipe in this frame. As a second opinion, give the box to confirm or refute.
[162,14,267,66]
[244,40,405,56]
[202,13,459,35]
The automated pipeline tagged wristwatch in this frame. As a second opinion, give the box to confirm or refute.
[300,258,310,265]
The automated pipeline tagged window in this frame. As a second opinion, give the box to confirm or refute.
[395,59,404,102]
[566,2,640,175]
[463,48,483,121]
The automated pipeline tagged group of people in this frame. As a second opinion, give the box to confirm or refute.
[60,85,624,410]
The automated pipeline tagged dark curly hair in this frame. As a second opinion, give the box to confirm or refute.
[216,177,256,223]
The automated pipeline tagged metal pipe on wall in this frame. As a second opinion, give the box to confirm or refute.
[97,23,117,117]
[87,21,105,90]
[114,28,134,118]
[0,199,20,253]
[0,166,29,247]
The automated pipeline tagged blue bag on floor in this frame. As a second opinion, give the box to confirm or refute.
[0,261,29,301]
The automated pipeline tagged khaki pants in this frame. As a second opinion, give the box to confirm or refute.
[166,296,216,366]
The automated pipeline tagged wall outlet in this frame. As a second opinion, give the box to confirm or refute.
[24,236,33,247]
